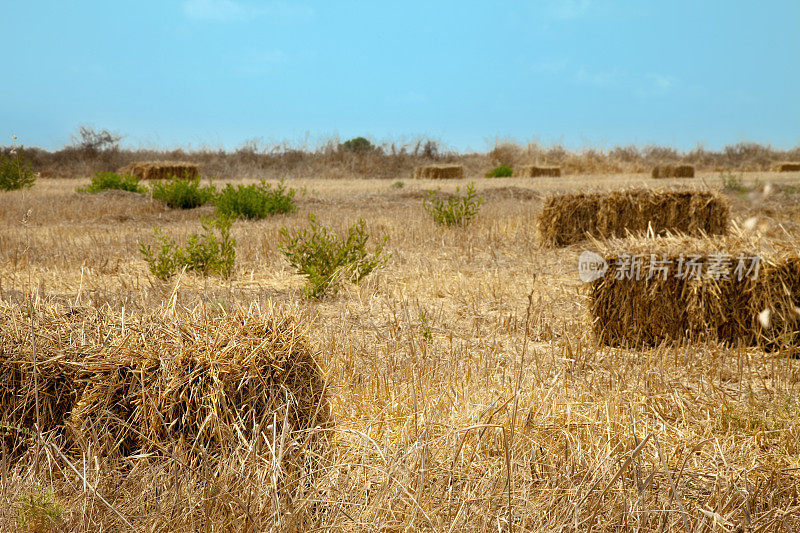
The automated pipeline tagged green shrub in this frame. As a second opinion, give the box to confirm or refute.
[485,164,513,178]
[721,171,748,193]
[139,216,236,280]
[392,180,404,189]
[17,486,64,532]
[424,182,482,227]
[215,179,296,219]
[151,175,216,209]
[78,171,146,194]
[341,136,375,153]
[139,228,180,280]
[0,149,36,191]
[280,214,390,298]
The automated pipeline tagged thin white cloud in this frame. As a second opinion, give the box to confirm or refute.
[182,0,314,23]
[646,73,676,91]
[182,0,246,21]
[530,57,678,97]
[574,67,622,88]
[546,0,592,20]
[531,60,569,75]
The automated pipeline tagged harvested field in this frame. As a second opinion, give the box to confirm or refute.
[517,165,561,177]
[538,189,729,246]
[775,162,800,172]
[0,174,799,530]
[588,234,800,348]
[413,164,464,179]
[119,161,199,180]
[651,164,695,178]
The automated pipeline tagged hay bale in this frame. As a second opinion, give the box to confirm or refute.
[538,190,729,247]
[0,305,89,437]
[118,161,199,180]
[538,193,602,247]
[414,164,464,179]
[517,165,562,178]
[0,302,327,462]
[588,235,800,348]
[66,306,327,461]
[774,162,800,172]
[651,165,695,178]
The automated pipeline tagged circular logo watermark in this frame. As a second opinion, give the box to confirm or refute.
[578,251,608,282]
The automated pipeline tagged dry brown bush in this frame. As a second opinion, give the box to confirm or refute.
[6,138,800,180]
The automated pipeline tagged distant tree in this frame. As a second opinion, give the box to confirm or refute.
[71,125,123,151]
[341,136,375,153]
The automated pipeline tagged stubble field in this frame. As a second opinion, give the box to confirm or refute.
[1,171,799,531]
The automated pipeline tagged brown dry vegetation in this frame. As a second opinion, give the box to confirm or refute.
[1,169,800,531]
[4,139,800,181]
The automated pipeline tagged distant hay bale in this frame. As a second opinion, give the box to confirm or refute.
[0,303,328,461]
[774,162,800,172]
[538,190,729,247]
[414,164,464,179]
[651,165,695,179]
[588,235,800,348]
[517,165,561,178]
[118,161,199,180]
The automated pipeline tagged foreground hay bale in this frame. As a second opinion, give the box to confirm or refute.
[0,304,91,446]
[119,161,199,180]
[0,302,328,462]
[538,190,728,247]
[414,164,464,179]
[774,162,800,172]
[651,165,695,178]
[588,235,800,348]
[517,165,561,178]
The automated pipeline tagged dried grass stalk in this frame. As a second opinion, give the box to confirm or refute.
[118,161,199,180]
[517,165,561,178]
[413,164,464,179]
[538,189,729,247]
[651,165,695,178]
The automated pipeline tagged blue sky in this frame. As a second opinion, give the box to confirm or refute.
[3,0,799,151]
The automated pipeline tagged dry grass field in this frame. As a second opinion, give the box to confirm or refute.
[1,170,800,531]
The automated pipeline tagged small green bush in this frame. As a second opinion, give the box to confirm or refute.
[721,171,748,193]
[485,164,513,178]
[17,486,64,532]
[215,179,296,219]
[0,149,36,191]
[78,171,146,194]
[151,175,216,209]
[139,216,236,280]
[425,182,482,227]
[392,180,404,189]
[280,214,390,298]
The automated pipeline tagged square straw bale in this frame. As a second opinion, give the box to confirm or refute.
[587,235,799,349]
[651,165,695,178]
[538,189,728,247]
[118,161,199,180]
[517,165,562,178]
[413,164,464,179]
